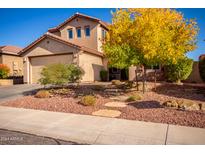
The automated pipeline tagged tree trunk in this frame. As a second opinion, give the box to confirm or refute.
[154,69,157,91]
[135,67,139,91]
[142,65,146,94]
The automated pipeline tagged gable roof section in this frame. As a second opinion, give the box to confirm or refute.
[0,45,22,55]
[48,13,109,33]
[199,54,205,60]
[19,32,104,57]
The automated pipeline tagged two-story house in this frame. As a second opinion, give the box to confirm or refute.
[19,13,109,84]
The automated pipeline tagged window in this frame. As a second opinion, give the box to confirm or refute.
[102,29,106,39]
[76,28,81,38]
[68,29,73,39]
[85,26,90,37]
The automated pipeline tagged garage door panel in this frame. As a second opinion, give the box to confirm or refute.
[30,54,73,83]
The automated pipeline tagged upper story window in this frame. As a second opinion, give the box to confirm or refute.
[68,29,73,39]
[76,27,81,38]
[102,29,106,40]
[85,26,90,37]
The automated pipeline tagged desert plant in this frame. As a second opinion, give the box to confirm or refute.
[199,57,205,82]
[126,94,142,102]
[100,69,108,81]
[49,88,70,95]
[67,64,84,83]
[35,90,50,98]
[80,95,96,106]
[0,64,10,79]
[111,80,121,86]
[39,64,84,86]
[164,58,193,83]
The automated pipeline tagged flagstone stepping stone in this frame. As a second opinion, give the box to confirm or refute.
[104,101,127,108]
[109,96,129,101]
[92,109,121,118]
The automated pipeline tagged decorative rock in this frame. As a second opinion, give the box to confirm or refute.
[92,109,121,118]
[201,103,205,111]
[109,96,129,101]
[180,101,200,111]
[163,100,179,108]
[104,102,127,108]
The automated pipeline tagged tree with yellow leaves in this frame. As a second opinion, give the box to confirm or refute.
[103,9,198,92]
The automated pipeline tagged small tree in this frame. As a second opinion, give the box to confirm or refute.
[164,58,193,83]
[0,64,10,79]
[67,64,84,83]
[39,63,84,86]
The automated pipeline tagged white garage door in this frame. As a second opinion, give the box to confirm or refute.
[30,54,73,84]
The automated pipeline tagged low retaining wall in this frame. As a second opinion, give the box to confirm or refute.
[0,79,13,86]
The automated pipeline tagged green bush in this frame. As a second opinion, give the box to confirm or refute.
[100,69,108,81]
[199,57,205,82]
[126,94,142,102]
[0,64,10,79]
[164,57,193,83]
[39,64,84,86]
[35,90,50,98]
[80,95,96,106]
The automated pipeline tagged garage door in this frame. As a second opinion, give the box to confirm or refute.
[30,54,73,83]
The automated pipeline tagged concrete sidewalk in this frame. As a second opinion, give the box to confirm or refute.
[0,106,205,145]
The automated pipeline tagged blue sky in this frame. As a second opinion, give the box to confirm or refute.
[0,8,204,61]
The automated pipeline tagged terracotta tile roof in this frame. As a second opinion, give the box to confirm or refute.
[0,45,22,55]
[199,54,205,60]
[48,12,109,33]
[20,32,104,57]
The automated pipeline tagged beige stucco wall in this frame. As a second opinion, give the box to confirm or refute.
[1,54,23,76]
[23,37,79,83]
[23,38,78,57]
[97,26,107,52]
[185,61,204,83]
[79,52,104,81]
[59,17,99,50]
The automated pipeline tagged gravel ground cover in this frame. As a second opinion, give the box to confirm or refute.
[1,83,205,128]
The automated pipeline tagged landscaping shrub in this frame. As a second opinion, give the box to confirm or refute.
[164,57,193,83]
[35,90,50,98]
[49,88,70,95]
[39,64,84,86]
[80,95,96,106]
[199,57,205,82]
[125,81,135,89]
[126,94,142,102]
[111,80,121,86]
[100,69,108,81]
[0,64,10,79]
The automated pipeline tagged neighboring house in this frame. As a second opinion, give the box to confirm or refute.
[185,54,205,83]
[0,45,23,76]
[19,13,109,84]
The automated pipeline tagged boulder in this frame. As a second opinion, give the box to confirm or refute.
[179,101,200,111]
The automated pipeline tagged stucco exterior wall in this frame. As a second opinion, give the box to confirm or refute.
[1,54,23,76]
[23,38,78,57]
[59,17,99,50]
[97,26,107,53]
[185,61,204,83]
[79,52,104,81]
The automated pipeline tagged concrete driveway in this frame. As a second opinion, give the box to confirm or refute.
[0,84,42,103]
